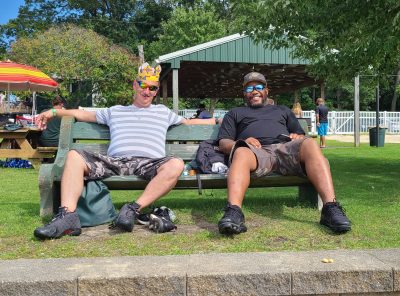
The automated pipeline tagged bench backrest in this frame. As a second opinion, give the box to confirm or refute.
[60,116,309,163]
[69,121,219,161]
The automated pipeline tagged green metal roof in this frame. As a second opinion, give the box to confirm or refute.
[157,34,309,68]
[156,34,318,98]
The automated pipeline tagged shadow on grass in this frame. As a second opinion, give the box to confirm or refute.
[21,149,400,237]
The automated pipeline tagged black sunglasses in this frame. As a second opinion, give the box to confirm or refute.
[244,84,265,93]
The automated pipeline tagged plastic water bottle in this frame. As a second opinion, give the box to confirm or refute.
[182,163,190,176]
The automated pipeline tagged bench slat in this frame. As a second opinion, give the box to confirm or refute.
[52,174,309,190]
[70,122,220,142]
[70,143,200,160]
[166,125,219,141]
[72,122,110,140]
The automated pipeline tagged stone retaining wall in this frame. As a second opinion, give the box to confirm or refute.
[1,249,399,296]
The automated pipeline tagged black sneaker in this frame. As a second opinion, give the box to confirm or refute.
[137,206,176,225]
[137,213,151,225]
[320,202,351,233]
[34,207,81,240]
[149,206,177,233]
[218,202,247,235]
[114,203,139,232]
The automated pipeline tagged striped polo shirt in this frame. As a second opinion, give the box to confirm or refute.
[96,104,183,158]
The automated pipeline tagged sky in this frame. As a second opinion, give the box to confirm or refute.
[0,0,25,25]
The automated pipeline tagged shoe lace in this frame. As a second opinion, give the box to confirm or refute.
[223,204,243,221]
[328,202,346,217]
[153,207,171,221]
[45,206,68,225]
[109,203,138,229]
[126,203,139,216]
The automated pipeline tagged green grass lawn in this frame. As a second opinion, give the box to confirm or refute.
[1,140,400,259]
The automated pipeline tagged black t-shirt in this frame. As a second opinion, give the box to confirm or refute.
[218,105,305,145]
[316,105,329,123]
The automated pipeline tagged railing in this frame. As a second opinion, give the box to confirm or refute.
[180,109,400,134]
[79,107,400,134]
[178,109,229,119]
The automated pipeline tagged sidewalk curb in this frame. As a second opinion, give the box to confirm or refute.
[1,249,399,295]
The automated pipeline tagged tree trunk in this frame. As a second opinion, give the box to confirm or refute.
[336,89,342,110]
[209,98,219,116]
[391,67,400,111]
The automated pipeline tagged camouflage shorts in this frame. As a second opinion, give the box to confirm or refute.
[74,149,177,181]
[230,138,310,178]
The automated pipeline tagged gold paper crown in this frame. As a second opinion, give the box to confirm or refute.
[138,62,161,82]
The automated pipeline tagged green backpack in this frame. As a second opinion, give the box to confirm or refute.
[77,180,117,227]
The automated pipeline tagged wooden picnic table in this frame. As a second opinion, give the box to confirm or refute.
[0,127,57,167]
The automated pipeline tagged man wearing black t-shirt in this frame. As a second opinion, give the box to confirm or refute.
[217,72,351,235]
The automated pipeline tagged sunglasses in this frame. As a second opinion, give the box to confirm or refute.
[136,80,159,92]
[244,84,265,93]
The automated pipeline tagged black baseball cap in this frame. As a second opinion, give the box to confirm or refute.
[243,72,267,86]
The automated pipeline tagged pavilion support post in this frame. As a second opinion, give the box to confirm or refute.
[162,79,168,105]
[320,83,325,99]
[312,87,316,102]
[172,69,179,114]
[294,90,299,103]
[354,75,360,147]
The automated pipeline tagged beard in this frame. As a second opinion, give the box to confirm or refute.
[245,97,267,108]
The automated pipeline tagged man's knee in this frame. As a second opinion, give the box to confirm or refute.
[159,158,184,176]
[232,147,253,161]
[301,138,328,162]
[301,138,321,154]
[231,147,257,170]
[66,150,85,164]
[65,150,88,172]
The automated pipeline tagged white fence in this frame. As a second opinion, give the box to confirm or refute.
[178,109,229,119]
[180,109,400,134]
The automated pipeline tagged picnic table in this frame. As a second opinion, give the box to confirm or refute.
[0,127,56,167]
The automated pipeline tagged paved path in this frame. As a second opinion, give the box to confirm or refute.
[328,134,400,143]
[1,249,399,295]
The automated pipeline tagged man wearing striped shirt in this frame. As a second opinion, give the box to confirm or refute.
[34,63,215,240]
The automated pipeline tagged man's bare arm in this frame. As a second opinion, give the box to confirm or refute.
[219,138,235,154]
[181,118,216,125]
[36,109,97,129]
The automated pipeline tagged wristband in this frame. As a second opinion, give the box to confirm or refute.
[51,108,57,117]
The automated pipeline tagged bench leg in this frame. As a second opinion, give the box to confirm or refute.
[298,183,322,210]
[39,165,60,216]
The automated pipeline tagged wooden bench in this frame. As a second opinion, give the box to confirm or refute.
[39,116,320,216]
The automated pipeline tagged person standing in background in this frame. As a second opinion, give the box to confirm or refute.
[292,102,303,118]
[38,96,65,147]
[316,98,329,148]
[194,103,212,119]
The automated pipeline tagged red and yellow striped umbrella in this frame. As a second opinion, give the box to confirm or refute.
[0,60,58,91]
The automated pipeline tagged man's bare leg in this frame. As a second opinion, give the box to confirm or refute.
[227,147,257,207]
[299,138,335,204]
[114,158,184,232]
[321,135,326,147]
[34,150,87,239]
[60,150,90,212]
[300,138,351,232]
[135,158,184,209]
[219,147,257,235]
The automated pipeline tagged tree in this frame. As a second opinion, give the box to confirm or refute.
[0,0,172,55]
[232,0,400,76]
[231,0,400,109]
[146,6,229,61]
[9,24,138,107]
